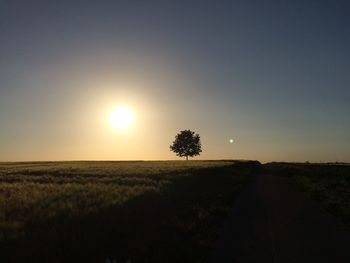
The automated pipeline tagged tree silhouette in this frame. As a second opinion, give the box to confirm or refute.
[170,130,202,160]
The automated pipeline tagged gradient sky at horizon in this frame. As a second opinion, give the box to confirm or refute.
[0,0,349,162]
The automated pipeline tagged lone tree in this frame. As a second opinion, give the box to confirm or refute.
[170,130,202,160]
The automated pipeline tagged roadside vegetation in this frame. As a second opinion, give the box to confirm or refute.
[266,162,350,229]
[0,160,259,262]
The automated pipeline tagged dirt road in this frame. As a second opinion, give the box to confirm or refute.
[209,175,350,262]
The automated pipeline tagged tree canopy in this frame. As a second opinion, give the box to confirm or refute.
[170,130,202,160]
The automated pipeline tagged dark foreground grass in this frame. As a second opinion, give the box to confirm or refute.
[0,161,259,263]
[265,163,350,229]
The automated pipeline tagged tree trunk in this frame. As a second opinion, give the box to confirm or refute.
[186,156,188,161]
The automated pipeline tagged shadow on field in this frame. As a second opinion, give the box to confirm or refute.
[1,161,261,263]
[263,162,350,229]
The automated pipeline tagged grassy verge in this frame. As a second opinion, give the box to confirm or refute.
[267,163,350,229]
[0,161,257,262]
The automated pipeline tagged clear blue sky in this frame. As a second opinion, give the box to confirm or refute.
[0,0,349,162]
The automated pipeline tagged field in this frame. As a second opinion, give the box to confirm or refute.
[0,161,259,263]
[265,162,350,229]
[2,161,348,262]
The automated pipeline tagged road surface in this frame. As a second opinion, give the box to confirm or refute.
[209,175,350,262]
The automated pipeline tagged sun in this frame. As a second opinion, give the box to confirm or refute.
[108,106,134,130]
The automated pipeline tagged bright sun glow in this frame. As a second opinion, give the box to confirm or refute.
[109,106,134,130]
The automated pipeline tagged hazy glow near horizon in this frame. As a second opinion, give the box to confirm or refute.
[108,106,134,131]
[0,1,349,162]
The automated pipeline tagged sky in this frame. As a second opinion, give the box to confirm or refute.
[0,0,349,162]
